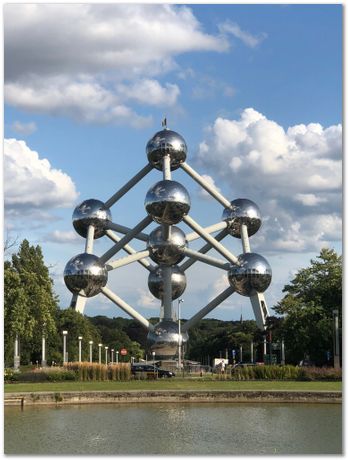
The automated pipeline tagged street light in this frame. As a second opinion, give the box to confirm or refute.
[111,349,114,364]
[116,350,119,364]
[89,341,93,363]
[62,330,68,364]
[239,345,243,363]
[98,343,102,364]
[178,298,184,370]
[152,351,156,378]
[250,341,254,363]
[333,310,340,369]
[42,323,47,367]
[105,346,108,364]
[78,336,83,362]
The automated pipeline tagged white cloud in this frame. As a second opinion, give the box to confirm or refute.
[219,21,267,48]
[10,120,37,135]
[196,108,342,253]
[197,174,222,200]
[4,4,228,125]
[44,230,82,244]
[136,289,158,309]
[4,138,79,211]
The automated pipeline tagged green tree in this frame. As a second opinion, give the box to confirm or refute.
[4,240,59,364]
[274,248,342,365]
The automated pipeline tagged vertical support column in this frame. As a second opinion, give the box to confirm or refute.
[78,336,82,362]
[178,299,184,370]
[105,346,108,365]
[163,155,171,180]
[85,225,95,254]
[98,344,102,364]
[250,341,254,363]
[14,334,20,370]
[89,341,93,363]
[162,266,173,320]
[240,224,251,253]
[111,349,114,364]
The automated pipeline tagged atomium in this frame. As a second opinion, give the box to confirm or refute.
[73,199,111,239]
[147,320,189,358]
[228,253,272,297]
[145,180,191,225]
[146,128,187,171]
[64,121,272,361]
[148,265,186,300]
[222,198,261,238]
[64,253,108,297]
[147,225,187,265]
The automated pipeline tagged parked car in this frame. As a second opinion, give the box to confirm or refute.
[131,364,175,378]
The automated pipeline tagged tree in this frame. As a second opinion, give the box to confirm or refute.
[4,240,59,364]
[274,248,342,365]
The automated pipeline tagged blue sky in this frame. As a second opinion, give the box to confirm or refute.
[4,3,342,323]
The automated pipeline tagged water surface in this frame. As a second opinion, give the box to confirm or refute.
[5,402,342,455]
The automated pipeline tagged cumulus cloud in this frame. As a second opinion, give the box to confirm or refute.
[4,138,79,211]
[196,108,342,253]
[4,4,228,125]
[10,120,37,135]
[197,174,222,200]
[219,21,267,48]
[44,230,82,244]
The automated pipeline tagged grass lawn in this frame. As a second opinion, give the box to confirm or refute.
[4,379,342,393]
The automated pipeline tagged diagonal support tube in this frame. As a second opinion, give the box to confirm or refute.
[106,222,149,242]
[104,163,154,208]
[182,286,235,333]
[105,229,154,271]
[183,215,239,265]
[69,293,87,314]
[180,228,229,271]
[101,286,154,331]
[107,250,150,270]
[99,216,152,264]
[250,292,269,330]
[181,162,232,209]
[182,248,230,270]
[186,221,228,242]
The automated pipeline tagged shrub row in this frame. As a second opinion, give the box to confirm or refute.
[65,362,131,381]
[229,365,342,381]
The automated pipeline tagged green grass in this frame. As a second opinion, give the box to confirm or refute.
[4,379,342,393]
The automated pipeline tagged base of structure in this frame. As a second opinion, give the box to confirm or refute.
[14,356,20,370]
[42,359,47,367]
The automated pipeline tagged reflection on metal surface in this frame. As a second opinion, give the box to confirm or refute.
[145,180,191,224]
[73,199,112,239]
[228,252,272,296]
[147,225,187,265]
[64,253,107,297]
[146,129,187,171]
[148,265,186,300]
[222,198,261,238]
[147,320,189,358]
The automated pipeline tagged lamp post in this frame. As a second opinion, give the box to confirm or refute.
[111,349,114,364]
[281,339,285,365]
[98,343,102,364]
[333,310,340,369]
[250,341,254,363]
[14,334,20,370]
[263,337,267,362]
[105,346,108,364]
[178,298,184,370]
[152,351,156,378]
[62,330,68,364]
[78,336,83,362]
[239,345,243,363]
[42,323,47,367]
[89,341,93,363]
[116,350,119,364]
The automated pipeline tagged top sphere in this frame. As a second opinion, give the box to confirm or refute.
[146,129,187,170]
[222,198,261,238]
[73,199,112,239]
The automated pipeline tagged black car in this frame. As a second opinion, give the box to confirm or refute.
[131,364,175,378]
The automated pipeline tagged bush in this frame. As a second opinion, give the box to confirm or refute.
[64,362,131,381]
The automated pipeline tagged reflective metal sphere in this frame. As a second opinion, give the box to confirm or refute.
[73,199,112,239]
[64,253,108,298]
[147,320,189,358]
[222,198,261,238]
[147,226,187,265]
[145,180,191,225]
[148,265,186,300]
[228,253,272,297]
[146,129,187,171]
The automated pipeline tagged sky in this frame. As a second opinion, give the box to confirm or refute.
[3,3,342,324]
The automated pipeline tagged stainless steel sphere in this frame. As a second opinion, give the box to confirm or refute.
[147,225,187,265]
[146,129,187,171]
[222,198,261,238]
[228,253,272,297]
[145,180,191,225]
[148,265,187,300]
[64,253,108,298]
[147,320,189,358]
[73,199,112,239]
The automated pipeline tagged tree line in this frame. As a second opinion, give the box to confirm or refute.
[4,240,342,367]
